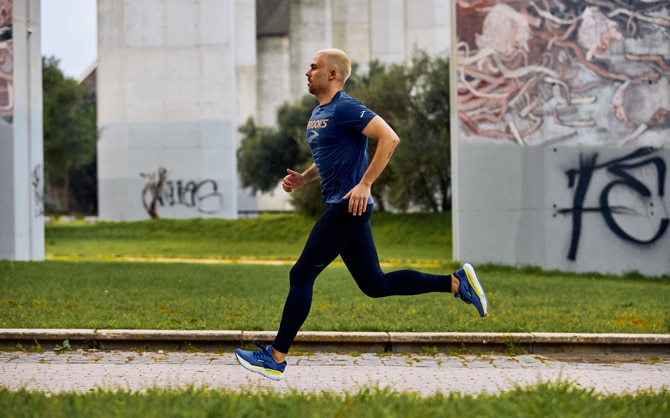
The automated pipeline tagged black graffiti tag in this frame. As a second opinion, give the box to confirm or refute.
[31,164,44,218]
[158,179,224,214]
[557,147,668,261]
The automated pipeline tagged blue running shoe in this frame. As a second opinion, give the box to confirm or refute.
[454,263,488,317]
[235,341,286,380]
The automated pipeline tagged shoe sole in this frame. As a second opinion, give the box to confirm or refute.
[463,263,488,317]
[235,352,285,381]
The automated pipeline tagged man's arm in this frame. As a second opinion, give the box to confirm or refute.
[344,115,400,215]
[282,162,320,193]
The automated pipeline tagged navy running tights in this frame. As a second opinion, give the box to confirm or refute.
[272,203,451,354]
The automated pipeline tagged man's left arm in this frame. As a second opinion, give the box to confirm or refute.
[343,115,400,216]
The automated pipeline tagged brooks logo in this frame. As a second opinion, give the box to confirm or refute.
[307,130,319,144]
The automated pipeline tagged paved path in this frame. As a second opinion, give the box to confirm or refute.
[1,350,668,396]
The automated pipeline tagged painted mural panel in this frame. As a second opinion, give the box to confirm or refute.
[455,0,670,148]
[453,1,669,275]
[0,0,11,124]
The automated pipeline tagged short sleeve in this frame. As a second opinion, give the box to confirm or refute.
[336,96,377,134]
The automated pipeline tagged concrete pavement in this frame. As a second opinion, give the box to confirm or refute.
[1,349,669,396]
[2,329,668,396]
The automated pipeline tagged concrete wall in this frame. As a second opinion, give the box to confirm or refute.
[452,1,670,276]
[369,0,450,65]
[0,0,44,261]
[257,36,290,127]
[97,0,256,220]
[288,0,333,100]
[455,143,670,276]
[289,0,452,74]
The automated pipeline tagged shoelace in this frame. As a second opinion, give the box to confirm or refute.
[251,341,273,361]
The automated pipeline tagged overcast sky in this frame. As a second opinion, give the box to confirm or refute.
[41,0,97,79]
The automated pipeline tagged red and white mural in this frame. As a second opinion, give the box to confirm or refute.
[455,0,670,147]
[0,0,11,124]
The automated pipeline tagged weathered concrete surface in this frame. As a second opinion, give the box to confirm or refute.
[1,329,668,356]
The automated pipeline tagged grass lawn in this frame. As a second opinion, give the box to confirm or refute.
[1,383,669,418]
[1,214,668,415]
[1,214,667,333]
[43,212,451,263]
[0,260,668,333]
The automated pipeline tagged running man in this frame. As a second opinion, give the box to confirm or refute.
[235,48,487,381]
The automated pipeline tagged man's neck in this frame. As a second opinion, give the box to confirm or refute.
[316,87,343,105]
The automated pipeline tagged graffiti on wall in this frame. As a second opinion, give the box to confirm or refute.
[159,179,224,214]
[140,167,168,219]
[31,164,43,217]
[140,167,224,218]
[455,0,670,147]
[556,147,668,261]
[0,0,12,124]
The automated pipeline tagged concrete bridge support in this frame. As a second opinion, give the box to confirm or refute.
[0,0,44,261]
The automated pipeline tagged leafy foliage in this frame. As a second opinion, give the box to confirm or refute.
[349,53,452,211]
[237,95,317,193]
[42,56,98,213]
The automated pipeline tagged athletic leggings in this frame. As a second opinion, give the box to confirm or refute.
[272,203,451,354]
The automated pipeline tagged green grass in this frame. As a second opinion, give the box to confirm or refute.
[2,213,668,333]
[1,260,668,333]
[1,383,668,417]
[3,214,669,413]
[44,212,451,263]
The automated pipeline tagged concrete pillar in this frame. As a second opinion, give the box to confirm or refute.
[0,0,44,261]
[289,0,332,101]
[405,0,450,57]
[369,0,405,65]
[450,1,670,276]
[234,0,259,212]
[332,0,370,73]
[97,0,256,220]
[257,36,290,127]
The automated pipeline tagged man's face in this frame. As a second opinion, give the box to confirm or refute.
[305,53,329,95]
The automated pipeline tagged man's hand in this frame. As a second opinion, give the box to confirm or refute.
[282,169,305,193]
[343,183,371,216]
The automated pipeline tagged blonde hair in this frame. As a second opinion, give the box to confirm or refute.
[319,48,351,83]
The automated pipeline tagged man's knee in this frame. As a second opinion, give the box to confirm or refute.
[358,284,386,298]
[289,263,319,286]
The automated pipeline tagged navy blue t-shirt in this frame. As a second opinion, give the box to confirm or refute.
[306,90,377,204]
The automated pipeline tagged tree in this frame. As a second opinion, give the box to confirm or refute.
[42,56,98,213]
[389,52,452,211]
[237,95,317,194]
[347,52,452,211]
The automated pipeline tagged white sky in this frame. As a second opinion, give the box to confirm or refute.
[40,0,98,80]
